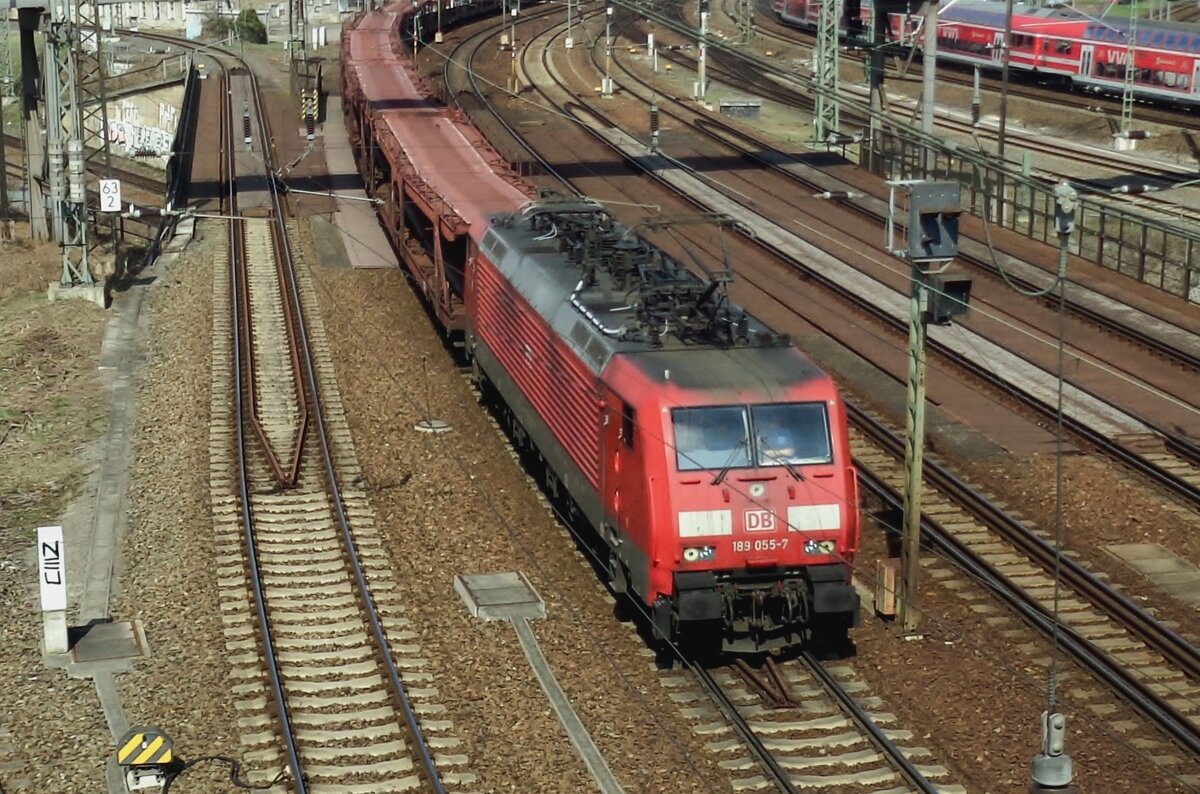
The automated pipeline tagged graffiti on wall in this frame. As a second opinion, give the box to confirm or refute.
[89,98,180,164]
[106,120,174,158]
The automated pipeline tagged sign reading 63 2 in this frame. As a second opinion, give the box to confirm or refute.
[99,179,121,213]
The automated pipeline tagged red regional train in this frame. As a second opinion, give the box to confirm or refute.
[342,2,861,654]
[775,0,1200,106]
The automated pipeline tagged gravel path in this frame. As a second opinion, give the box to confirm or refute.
[109,226,245,792]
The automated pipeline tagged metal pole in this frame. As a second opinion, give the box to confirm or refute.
[508,7,517,92]
[566,0,573,48]
[920,0,939,175]
[697,2,707,101]
[1032,183,1077,794]
[19,10,46,239]
[814,0,841,142]
[995,0,1014,223]
[435,0,442,43]
[867,2,887,173]
[602,6,613,96]
[1120,0,1137,135]
[970,64,981,126]
[899,269,928,633]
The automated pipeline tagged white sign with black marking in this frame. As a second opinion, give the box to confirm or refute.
[99,179,121,213]
[37,525,67,612]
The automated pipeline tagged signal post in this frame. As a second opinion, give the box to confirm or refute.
[884,181,971,632]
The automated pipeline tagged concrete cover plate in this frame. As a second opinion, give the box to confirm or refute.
[1104,544,1200,607]
[71,620,148,663]
[454,571,545,621]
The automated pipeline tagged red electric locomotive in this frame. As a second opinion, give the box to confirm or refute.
[467,198,860,653]
[342,5,860,655]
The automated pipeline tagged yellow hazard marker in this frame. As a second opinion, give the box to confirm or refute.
[117,726,174,790]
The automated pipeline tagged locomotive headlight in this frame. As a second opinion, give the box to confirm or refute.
[804,539,837,555]
[749,483,766,498]
[683,546,716,562]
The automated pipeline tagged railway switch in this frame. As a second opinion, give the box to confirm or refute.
[116,726,176,791]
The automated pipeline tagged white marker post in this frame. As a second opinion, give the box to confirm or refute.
[37,526,68,654]
[99,179,122,213]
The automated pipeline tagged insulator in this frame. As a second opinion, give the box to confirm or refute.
[649,103,659,133]
[67,140,85,204]
[825,133,860,146]
[48,143,65,201]
[1113,129,1151,140]
[970,101,980,126]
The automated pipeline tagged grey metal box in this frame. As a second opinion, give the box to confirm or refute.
[907,181,961,261]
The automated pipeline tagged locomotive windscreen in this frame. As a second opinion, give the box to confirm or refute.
[672,402,833,472]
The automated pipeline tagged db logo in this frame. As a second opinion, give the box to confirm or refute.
[744,509,776,532]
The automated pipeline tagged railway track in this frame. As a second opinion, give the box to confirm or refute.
[440,14,967,791]
[647,16,1200,228]
[460,10,1200,777]
[743,0,1200,134]
[662,654,963,792]
[596,28,1200,517]
[849,404,1200,779]
[572,23,1200,772]
[193,40,475,793]
[1,133,167,196]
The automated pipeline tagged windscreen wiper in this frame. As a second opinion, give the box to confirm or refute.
[711,440,747,486]
[759,437,805,482]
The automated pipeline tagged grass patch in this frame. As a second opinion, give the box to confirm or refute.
[0,232,109,538]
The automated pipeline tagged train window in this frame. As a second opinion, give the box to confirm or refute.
[672,406,750,472]
[1056,40,1072,54]
[750,403,833,467]
[621,403,636,450]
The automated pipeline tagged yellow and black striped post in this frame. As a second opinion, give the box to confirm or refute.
[117,726,174,767]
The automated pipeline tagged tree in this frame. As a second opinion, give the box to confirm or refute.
[202,12,235,40]
[235,9,267,44]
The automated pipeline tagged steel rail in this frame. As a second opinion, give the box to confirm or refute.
[504,16,1200,758]
[850,400,1200,684]
[594,35,1200,511]
[222,62,309,792]
[851,442,1200,759]
[226,63,308,490]
[145,25,449,790]
[444,0,571,183]
[623,46,1200,651]
[692,666,804,794]
[691,115,1200,374]
[515,19,942,788]
[259,30,449,792]
[799,651,940,793]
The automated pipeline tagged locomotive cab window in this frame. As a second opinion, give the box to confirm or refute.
[671,403,832,472]
[621,402,636,450]
[751,403,833,467]
[672,406,751,471]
